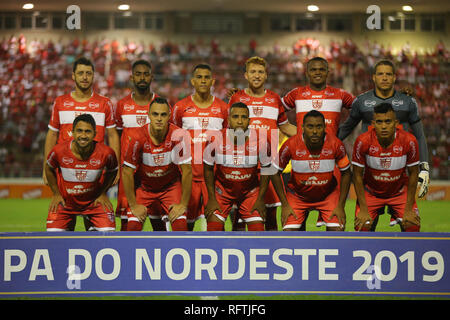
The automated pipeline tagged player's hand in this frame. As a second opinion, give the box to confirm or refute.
[250,198,267,221]
[354,209,372,231]
[168,203,187,223]
[418,162,430,198]
[130,204,148,223]
[280,203,295,227]
[94,194,114,213]
[49,194,65,213]
[400,85,415,97]
[112,171,120,186]
[330,205,346,230]
[204,199,222,220]
[401,208,420,230]
[226,87,239,99]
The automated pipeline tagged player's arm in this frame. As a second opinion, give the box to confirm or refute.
[337,98,362,141]
[106,127,121,185]
[168,163,192,223]
[330,167,351,229]
[203,162,221,219]
[44,161,65,213]
[93,155,118,213]
[121,164,147,223]
[269,172,295,227]
[279,122,297,137]
[42,129,59,185]
[402,164,420,229]
[250,173,269,221]
[352,164,372,231]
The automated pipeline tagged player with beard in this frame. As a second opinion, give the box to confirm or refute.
[115,59,164,231]
[45,114,118,231]
[228,56,296,231]
[43,57,120,230]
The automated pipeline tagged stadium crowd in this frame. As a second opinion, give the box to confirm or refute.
[0,34,448,179]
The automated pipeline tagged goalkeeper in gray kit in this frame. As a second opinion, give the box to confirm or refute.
[338,59,430,198]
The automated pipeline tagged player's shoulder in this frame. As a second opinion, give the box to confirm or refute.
[173,95,192,107]
[326,133,345,147]
[92,92,112,104]
[95,140,115,155]
[213,95,229,107]
[117,93,132,104]
[356,129,373,143]
[53,92,73,106]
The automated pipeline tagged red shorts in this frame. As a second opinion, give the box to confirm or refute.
[186,180,208,223]
[284,188,340,230]
[355,188,419,229]
[46,204,116,232]
[126,181,185,223]
[213,183,263,224]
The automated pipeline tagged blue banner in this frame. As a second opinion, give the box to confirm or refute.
[0,232,449,297]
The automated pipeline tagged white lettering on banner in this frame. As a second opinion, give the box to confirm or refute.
[1,248,446,286]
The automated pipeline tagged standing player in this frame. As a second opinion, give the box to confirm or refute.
[228,56,296,231]
[203,102,274,231]
[122,98,192,231]
[281,56,355,136]
[171,64,229,230]
[339,59,429,199]
[352,103,420,232]
[45,114,118,231]
[115,59,161,231]
[273,110,352,231]
[43,57,120,230]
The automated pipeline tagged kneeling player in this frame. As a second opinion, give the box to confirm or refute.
[45,114,118,231]
[274,110,352,231]
[352,103,420,232]
[203,102,274,231]
[122,98,192,231]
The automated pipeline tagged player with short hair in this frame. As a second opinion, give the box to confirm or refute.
[352,103,420,232]
[171,63,229,230]
[115,59,163,231]
[338,59,430,198]
[122,98,192,231]
[43,57,120,230]
[45,114,118,231]
[228,56,297,231]
[273,110,352,231]
[203,102,274,231]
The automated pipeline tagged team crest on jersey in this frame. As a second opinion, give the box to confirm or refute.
[153,154,165,166]
[252,106,264,117]
[233,155,243,166]
[380,157,392,169]
[198,118,209,129]
[136,115,147,126]
[309,160,321,171]
[312,99,322,110]
[75,170,88,181]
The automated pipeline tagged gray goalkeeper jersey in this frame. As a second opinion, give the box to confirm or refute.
[338,90,429,163]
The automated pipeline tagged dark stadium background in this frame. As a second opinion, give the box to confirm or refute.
[0,0,448,187]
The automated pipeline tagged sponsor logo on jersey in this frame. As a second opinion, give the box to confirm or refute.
[89,102,99,109]
[62,157,74,165]
[124,104,135,111]
[391,99,404,107]
[63,100,75,107]
[90,159,101,167]
[364,100,376,107]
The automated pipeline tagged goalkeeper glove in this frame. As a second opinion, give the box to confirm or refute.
[417,162,429,198]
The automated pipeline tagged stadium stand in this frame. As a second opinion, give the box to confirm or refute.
[0,34,448,179]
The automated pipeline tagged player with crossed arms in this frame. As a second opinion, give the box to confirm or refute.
[122,98,192,231]
[352,103,420,232]
[45,114,118,231]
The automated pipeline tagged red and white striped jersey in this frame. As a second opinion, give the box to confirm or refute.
[171,95,228,181]
[115,92,158,162]
[228,89,288,131]
[281,85,354,136]
[123,123,191,192]
[276,134,350,202]
[46,140,118,210]
[203,128,272,196]
[48,92,116,144]
[352,126,420,198]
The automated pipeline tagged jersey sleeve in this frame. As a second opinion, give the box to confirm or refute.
[351,136,367,168]
[48,100,60,132]
[335,139,351,171]
[171,102,184,127]
[407,97,429,163]
[275,94,289,126]
[104,98,116,129]
[281,87,298,111]
[122,137,142,169]
[406,134,420,167]
[338,97,363,141]
[46,146,60,169]
[341,89,356,109]
[274,138,292,171]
